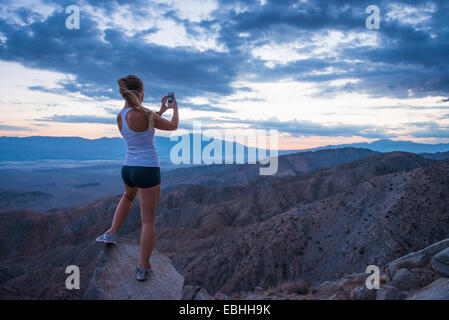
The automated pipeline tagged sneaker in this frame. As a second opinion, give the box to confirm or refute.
[95,230,117,246]
[136,262,152,281]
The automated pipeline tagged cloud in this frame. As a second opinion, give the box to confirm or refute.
[403,121,449,138]
[0,124,33,131]
[104,107,122,115]
[35,114,116,124]
[239,117,393,139]
[103,103,234,115]
[368,105,449,111]
[1,0,449,141]
[0,1,243,101]
[182,103,235,113]
[213,0,449,98]
[1,0,448,103]
[186,116,394,139]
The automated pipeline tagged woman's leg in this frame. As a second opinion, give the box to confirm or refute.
[109,184,138,234]
[138,183,161,268]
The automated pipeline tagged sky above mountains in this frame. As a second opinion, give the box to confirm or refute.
[0,0,448,149]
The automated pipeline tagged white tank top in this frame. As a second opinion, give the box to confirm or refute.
[120,107,160,167]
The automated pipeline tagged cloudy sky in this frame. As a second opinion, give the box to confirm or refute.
[0,0,448,149]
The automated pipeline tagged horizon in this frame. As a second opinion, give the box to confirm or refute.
[3,135,449,152]
[1,1,449,149]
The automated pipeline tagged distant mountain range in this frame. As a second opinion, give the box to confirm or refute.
[300,138,449,154]
[0,135,266,163]
[161,147,378,190]
[1,136,449,162]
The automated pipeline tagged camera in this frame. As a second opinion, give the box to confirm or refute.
[168,92,174,103]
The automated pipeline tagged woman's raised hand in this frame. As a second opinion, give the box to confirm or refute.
[168,97,178,109]
[161,96,168,107]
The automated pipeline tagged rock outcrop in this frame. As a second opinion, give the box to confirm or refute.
[354,238,449,300]
[385,239,449,280]
[430,247,449,277]
[376,285,407,300]
[0,206,208,299]
[411,278,449,300]
[390,268,420,291]
[329,239,449,300]
[84,240,184,300]
[182,286,214,300]
[228,238,449,300]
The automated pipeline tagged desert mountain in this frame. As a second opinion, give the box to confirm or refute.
[304,138,449,154]
[420,151,449,160]
[1,149,448,298]
[154,152,448,293]
[162,147,377,189]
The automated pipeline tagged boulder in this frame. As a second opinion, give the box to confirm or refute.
[317,280,339,290]
[390,268,420,291]
[349,286,376,300]
[411,278,449,300]
[182,286,214,300]
[420,239,449,257]
[345,273,369,282]
[431,247,449,277]
[410,267,437,287]
[84,241,184,299]
[376,285,407,300]
[214,291,231,300]
[386,252,428,279]
[385,239,449,279]
[254,286,264,293]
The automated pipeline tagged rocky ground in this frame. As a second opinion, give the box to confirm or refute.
[84,238,185,300]
[0,205,205,299]
[217,239,449,300]
[156,152,448,294]
[1,150,449,300]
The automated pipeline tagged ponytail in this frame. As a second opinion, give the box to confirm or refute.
[118,78,155,128]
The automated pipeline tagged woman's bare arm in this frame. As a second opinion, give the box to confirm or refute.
[156,96,169,116]
[154,98,179,131]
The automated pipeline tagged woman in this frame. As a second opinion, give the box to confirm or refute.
[96,74,179,281]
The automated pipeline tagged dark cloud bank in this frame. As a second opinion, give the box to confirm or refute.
[0,0,448,138]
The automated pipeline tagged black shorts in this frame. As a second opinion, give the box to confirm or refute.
[121,166,161,188]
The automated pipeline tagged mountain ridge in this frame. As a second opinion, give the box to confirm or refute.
[2,150,448,298]
[2,136,449,162]
[0,135,263,162]
[299,138,449,154]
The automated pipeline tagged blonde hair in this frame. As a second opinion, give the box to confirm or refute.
[118,75,155,128]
